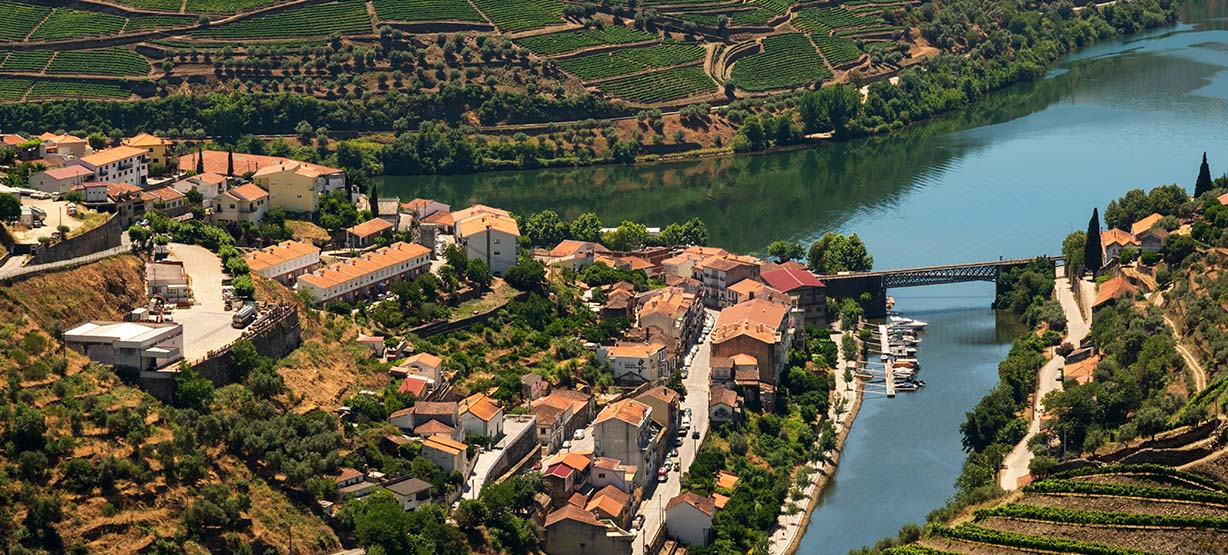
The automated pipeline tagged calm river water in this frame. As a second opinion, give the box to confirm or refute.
[382,2,1228,551]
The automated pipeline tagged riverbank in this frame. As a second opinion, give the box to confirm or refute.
[770,327,866,555]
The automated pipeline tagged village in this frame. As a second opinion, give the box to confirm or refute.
[0,131,841,555]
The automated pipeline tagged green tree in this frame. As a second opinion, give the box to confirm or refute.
[768,240,805,262]
[812,85,862,137]
[1062,230,1086,276]
[1196,151,1214,198]
[569,212,602,242]
[1162,233,1196,266]
[602,220,649,251]
[0,193,19,221]
[524,210,568,247]
[504,259,546,292]
[174,367,215,412]
[232,275,255,299]
[347,490,424,554]
[1083,208,1102,274]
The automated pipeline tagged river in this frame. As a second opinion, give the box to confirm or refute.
[381,1,1228,552]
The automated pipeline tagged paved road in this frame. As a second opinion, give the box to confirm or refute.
[767,326,858,554]
[631,308,717,554]
[166,243,245,361]
[999,271,1089,490]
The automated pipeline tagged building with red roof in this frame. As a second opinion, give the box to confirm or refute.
[760,267,827,327]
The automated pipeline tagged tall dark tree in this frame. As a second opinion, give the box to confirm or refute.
[195,144,204,174]
[226,148,234,177]
[1196,152,1214,198]
[1083,208,1103,274]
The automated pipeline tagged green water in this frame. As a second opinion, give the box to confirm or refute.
[382,1,1228,552]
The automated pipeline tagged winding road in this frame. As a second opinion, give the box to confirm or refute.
[998,269,1089,490]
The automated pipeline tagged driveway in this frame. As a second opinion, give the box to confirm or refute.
[165,243,245,362]
[999,269,1089,490]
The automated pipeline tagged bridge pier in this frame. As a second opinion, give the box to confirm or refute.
[823,274,889,318]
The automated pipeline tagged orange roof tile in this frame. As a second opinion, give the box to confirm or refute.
[451,204,510,222]
[715,470,739,490]
[122,133,171,147]
[1130,213,1164,237]
[547,240,610,258]
[711,493,729,509]
[422,210,454,226]
[414,419,454,436]
[595,399,650,427]
[80,145,146,167]
[423,435,466,455]
[606,342,666,359]
[244,240,320,273]
[1092,275,1138,308]
[1100,228,1138,249]
[1063,355,1099,385]
[144,186,184,202]
[179,150,341,177]
[717,298,789,328]
[456,213,520,238]
[400,376,431,398]
[334,468,363,483]
[298,242,431,291]
[710,387,737,408]
[637,386,680,405]
[460,393,502,422]
[587,485,630,518]
[225,183,269,202]
[545,504,602,528]
[347,218,393,238]
[665,491,715,516]
[402,352,443,369]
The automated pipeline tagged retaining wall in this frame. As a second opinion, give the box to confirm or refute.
[30,213,122,264]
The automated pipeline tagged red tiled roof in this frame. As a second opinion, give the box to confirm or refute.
[760,267,824,291]
[1092,275,1138,308]
[665,491,715,516]
[400,376,430,397]
[179,150,340,177]
[348,218,393,238]
[225,183,268,202]
[595,399,650,427]
[545,504,602,528]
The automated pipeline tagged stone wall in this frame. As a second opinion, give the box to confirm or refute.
[139,305,301,402]
[30,213,122,263]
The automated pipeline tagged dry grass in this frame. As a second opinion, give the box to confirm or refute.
[286,219,331,244]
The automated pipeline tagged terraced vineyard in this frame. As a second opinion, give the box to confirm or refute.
[47,48,150,77]
[0,78,31,101]
[515,26,656,56]
[813,35,863,65]
[730,33,830,91]
[0,1,50,41]
[29,8,127,41]
[801,6,885,30]
[192,0,373,38]
[886,462,1228,555]
[127,15,199,32]
[596,65,716,103]
[556,42,704,81]
[373,0,485,22]
[0,50,53,72]
[111,0,183,10]
[471,0,565,32]
[27,81,128,100]
[185,0,291,12]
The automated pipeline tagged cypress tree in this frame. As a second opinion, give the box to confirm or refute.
[1083,207,1103,274]
[226,149,234,177]
[1195,152,1213,198]
[195,144,203,174]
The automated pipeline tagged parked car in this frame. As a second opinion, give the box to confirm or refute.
[658,473,668,483]
[662,461,672,472]
[573,429,585,440]
[692,430,700,439]
[683,408,692,417]
[668,448,679,459]
[632,515,645,529]
[658,466,668,476]
[562,440,571,450]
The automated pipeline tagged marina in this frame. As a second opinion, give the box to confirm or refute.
[857,317,928,399]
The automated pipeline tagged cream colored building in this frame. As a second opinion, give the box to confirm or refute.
[245,240,321,285]
[252,160,345,214]
[455,211,520,276]
[296,241,431,304]
[121,133,174,169]
[69,145,149,186]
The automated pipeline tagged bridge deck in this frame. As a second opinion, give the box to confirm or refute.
[815,256,1063,281]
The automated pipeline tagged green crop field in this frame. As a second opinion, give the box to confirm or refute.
[29,8,127,41]
[471,0,565,32]
[0,1,51,41]
[798,6,885,31]
[192,0,372,38]
[0,78,32,101]
[0,50,53,72]
[731,33,830,91]
[596,65,716,103]
[185,0,290,12]
[515,26,655,56]
[27,81,128,100]
[373,0,484,22]
[111,0,183,10]
[836,24,895,37]
[556,42,704,81]
[48,48,150,77]
[127,15,199,32]
[813,35,862,65]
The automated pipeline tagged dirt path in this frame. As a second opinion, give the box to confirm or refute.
[1152,288,1208,392]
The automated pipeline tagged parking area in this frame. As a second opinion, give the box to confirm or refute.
[9,197,96,243]
[165,243,245,361]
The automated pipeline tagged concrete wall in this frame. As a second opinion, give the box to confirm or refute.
[486,414,540,481]
[139,305,301,402]
[30,213,122,264]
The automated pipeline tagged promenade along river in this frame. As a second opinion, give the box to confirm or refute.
[382,1,1228,552]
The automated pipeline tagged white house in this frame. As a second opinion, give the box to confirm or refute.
[28,165,94,194]
[459,393,504,440]
[296,241,431,304]
[68,145,149,186]
[421,435,468,473]
[665,492,715,546]
[383,477,434,511]
[172,172,228,201]
[601,342,670,384]
[213,183,268,225]
[64,320,183,371]
[455,210,519,276]
[245,240,321,286]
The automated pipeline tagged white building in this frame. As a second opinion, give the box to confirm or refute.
[459,393,504,440]
[244,240,321,286]
[68,146,149,186]
[601,342,670,384]
[454,207,519,276]
[665,492,715,546]
[64,321,183,371]
[172,172,228,201]
[212,183,268,225]
[296,242,431,304]
[28,165,94,194]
